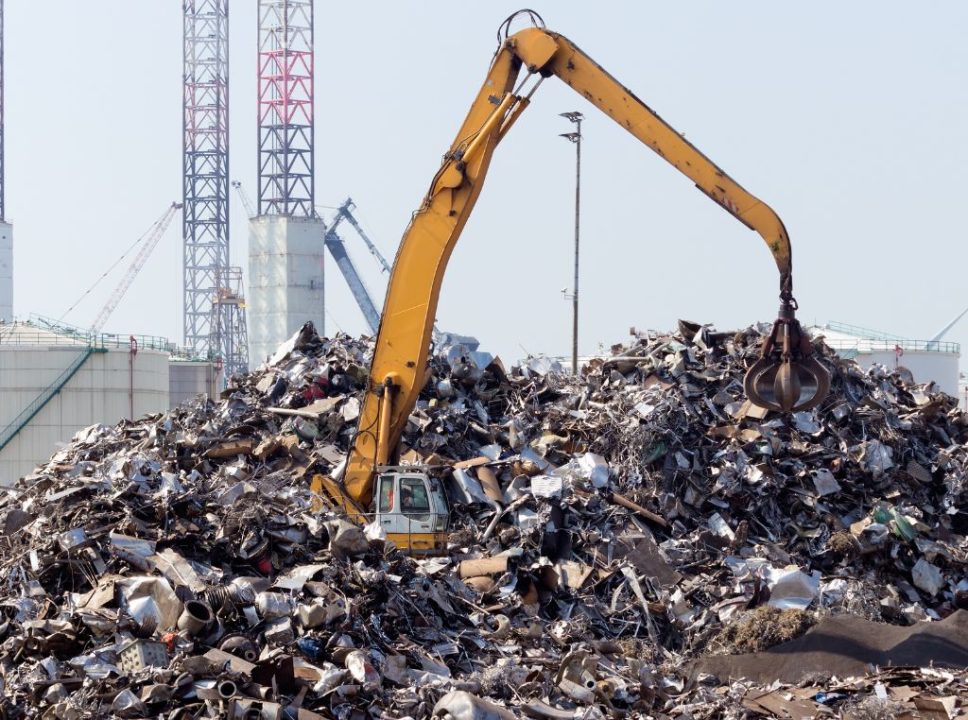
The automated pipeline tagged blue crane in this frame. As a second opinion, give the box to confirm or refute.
[322,199,381,334]
[233,182,383,334]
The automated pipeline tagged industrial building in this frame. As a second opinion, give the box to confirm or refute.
[0,318,230,485]
[0,321,226,485]
[0,322,170,484]
[812,321,961,397]
[169,358,220,409]
[247,215,325,366]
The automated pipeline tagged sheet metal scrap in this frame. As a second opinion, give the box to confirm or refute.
[0,321,965,718]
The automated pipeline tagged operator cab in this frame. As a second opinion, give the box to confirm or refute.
[375,467,449,554]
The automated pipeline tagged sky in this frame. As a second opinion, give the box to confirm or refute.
[4,1,968,366]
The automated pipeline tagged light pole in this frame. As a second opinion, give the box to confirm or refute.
[560,111,583,375]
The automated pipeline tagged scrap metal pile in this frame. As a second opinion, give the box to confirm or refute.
[1,321,967,719]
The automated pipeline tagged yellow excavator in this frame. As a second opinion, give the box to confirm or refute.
[313,11,830,553]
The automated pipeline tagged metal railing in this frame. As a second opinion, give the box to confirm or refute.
[822,321,959,354]
[825,320,908,342]
[821,337,960,355]
[0,328,91,347]
[3,314,202,357]
[97,333,176,353]
[24,314,96,344]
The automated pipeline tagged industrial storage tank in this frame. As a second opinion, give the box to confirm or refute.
[169,358,220,408]
[0,321,170,485]
[813,321,960,397]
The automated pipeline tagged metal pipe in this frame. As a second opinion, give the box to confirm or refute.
[572,119,581,376]
[462,92,516,165]
[176,599,213,636]
[128,336,138,420]
[480,499,505,542]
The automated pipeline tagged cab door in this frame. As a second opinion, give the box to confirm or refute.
[376,474,406,535]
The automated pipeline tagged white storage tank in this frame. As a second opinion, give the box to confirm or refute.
[813,321,960,398]
[0,321,170,486]
[169,358,220,408]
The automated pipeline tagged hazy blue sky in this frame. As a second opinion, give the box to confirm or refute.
[5,2,967,364]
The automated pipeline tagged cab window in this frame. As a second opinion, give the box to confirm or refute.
[378,476,394,513]
[399,478,430,515]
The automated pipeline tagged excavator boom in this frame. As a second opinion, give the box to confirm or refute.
[317,17,827,543]
[518,29,793,283]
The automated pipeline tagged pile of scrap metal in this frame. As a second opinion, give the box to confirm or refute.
[0,321,966,719]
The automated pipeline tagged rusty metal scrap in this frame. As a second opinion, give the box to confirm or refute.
[0,321,965,718]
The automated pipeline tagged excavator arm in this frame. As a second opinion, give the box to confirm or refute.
[522,29,794,286]
[324,18,827,517]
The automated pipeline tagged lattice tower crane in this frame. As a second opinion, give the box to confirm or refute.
[89,202,181,335]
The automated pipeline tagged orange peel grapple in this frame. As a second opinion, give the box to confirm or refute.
[743,279,831,413]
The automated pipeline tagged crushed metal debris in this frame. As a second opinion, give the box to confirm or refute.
[0,320,966,718]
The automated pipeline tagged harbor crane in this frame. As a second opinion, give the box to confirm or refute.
[232,181,383,334]
[89,202,182,336]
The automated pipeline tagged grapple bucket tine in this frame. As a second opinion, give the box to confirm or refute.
[744,302,831,413]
